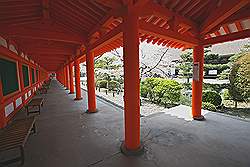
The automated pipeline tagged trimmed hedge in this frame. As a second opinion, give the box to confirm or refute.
[141,78,182,107]
[202,102,216,111]
[202,91,222,107]
[108,80,121,91]
[96,80,108,88]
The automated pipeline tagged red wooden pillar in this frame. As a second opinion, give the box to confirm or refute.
[59,69,63,84]
[63,67,66,87]
[18,61,25,104]
[0,78,6,128]
[192,45,205,120]
[69,62,74,94]
[61,69,65,85]
[65,65,69,90]
[18,62,24,92]
[121,8,143,155]
[86,49,96,112]
[29,66,32,86]
[74,59,82,100]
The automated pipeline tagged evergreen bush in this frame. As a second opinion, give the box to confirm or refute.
[202,102,216,111]
[202,91,222,107]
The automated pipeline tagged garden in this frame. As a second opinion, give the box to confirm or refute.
[91,44,250,118]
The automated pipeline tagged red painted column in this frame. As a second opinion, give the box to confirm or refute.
[65,65,69,90]
[121,8,143,155]
[63,67,66,87]
[192,45,205,120]
[61,69,65,85]
[18,61,25,104]
[0,78,6,128]
[74,59,82,100]
[18,62,24,92]
[86,49,96,112]
[69,62,74,94]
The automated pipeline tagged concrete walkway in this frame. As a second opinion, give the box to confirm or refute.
[1,80,250,167]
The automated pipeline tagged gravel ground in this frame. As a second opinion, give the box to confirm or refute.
[80,83,165,116]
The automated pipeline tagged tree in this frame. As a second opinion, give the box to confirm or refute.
[139,48,169,78]
[94,56,121,70]
[110,46,171,79]
[229,52,250,108]
[229,44,250,63]
[177,49,193,83]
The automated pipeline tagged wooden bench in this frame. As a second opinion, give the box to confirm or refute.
[26,98,44,115]
[0,116,36,166]
[38,87,48,94]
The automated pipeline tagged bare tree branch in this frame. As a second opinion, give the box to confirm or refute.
[144,48,169,74]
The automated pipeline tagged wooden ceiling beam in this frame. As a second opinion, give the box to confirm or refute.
[57,1,100,22]
[24,47,75,55]
[52,3,96,26]
[140,1,199,32]
[89,24,122,52]
[90,1,109,13]
[1,26,85,44]
[77,1,103,18]
[29,55,67,60]
[88,7,124,38]
[52,13,90,33]
[188,0,209,17]
[139,20,199,46]
[202,29,250,45]
[206,7,250,35]
[0,2,40,8]
[200,0,250,35]
[42,0,50,21]
[0,16,41,25]
[94,0,123,9]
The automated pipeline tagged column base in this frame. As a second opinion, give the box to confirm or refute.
[65,88,69,90]
[85,109,98,114]
[193,115,205,121]
[74,97,83,101]
[120,142,144,156]
[69,92,75,94]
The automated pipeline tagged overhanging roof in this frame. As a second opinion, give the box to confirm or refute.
[0,0,249,71]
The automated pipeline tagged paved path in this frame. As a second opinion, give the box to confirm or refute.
[1,79,250,167]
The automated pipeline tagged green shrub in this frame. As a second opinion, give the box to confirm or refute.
[204,64,229,73]
[203,83,229,92]
[202,91,222,107]
[141,78,182,106]
[222,89,230,100]
[229,53,250,107]
[182,82,192,90]
[179,94,191,106]
[140,82,148,98]
[108,80,121,91]
[96,80,108,88]
[202,102,216,111]
[142,78,163,101]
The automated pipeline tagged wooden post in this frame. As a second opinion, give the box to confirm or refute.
[120,7,143,155]
[86,49,97,113]
[69,62,75,94]
[65,65,69,90]
[192,45,205,120]
[0,78,6,128]
[74,59,82,100]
